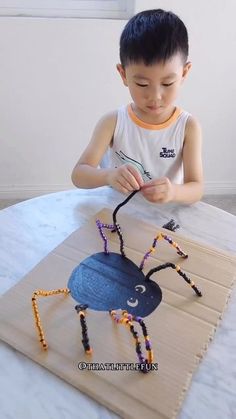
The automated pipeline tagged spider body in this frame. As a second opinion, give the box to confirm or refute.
[68,251,162,317]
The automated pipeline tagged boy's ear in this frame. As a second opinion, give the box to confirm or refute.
[116,64,128,86]
[182,61,192,80]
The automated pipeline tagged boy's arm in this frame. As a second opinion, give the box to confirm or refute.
[174,115,204,203]
[141,116,204,204]
[71,111,143,193]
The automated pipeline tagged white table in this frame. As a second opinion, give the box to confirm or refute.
[0,187,236,419]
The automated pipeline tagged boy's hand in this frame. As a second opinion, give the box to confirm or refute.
[141,177,175,203]
[107,164,143,194]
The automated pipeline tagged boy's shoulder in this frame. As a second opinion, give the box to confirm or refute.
[185,114,201,137]
[99,104,128,123]
[91,110,118,141]
[96,109,118,131]
[183,114,202,148]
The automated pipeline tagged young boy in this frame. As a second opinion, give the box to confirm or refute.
[71,9,203,204]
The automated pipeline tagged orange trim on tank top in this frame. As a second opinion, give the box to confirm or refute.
[127,104,182,130]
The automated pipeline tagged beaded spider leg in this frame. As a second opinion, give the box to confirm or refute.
[145,263,202,297]
[110,309,154,372]
[96,190,138,257]
[32,288,70,350]
[139,232,188,271]
[75,304,92,355]
[96,220,115,254]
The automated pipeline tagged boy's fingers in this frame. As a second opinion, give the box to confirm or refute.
[119,177,134,192]
[117,181,132,195]
[142,184,164,196]
[116,166,138,190]
[142,186,159,196]
[126,165,144,188]
[122,169,141,190]
[142,177,168,189]
[142,187,165,202]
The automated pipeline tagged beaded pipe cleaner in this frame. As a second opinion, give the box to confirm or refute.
[110,310,154,368]
[32,288,70,350]
[96,190,138,257]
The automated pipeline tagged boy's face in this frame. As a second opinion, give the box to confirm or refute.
[117,53,191,123]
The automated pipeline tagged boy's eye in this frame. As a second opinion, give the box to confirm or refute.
[136,83,148,87]
[162,82,175,87]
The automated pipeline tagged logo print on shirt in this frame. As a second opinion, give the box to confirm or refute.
[115,151,152,181]
[159,147,176,158]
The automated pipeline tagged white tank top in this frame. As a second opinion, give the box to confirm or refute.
[106,104,190,184]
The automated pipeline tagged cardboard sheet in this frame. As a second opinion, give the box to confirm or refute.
[0,209,236,419]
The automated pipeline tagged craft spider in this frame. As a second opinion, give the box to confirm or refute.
[32,191,202,372]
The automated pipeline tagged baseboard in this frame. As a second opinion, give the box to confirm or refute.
[0,181,235,200]
[204,181,236,195]
[0,184,73,199]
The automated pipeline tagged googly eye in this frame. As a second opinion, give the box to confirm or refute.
[127,298,138,307]
[135,285,146,293]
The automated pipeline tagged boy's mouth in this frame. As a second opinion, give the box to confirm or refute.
[147,105,162,111]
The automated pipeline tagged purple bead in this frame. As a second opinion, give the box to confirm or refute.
[146,342,151,350]
[138,354,145,363]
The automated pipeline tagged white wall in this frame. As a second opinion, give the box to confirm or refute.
[0,0,235,198]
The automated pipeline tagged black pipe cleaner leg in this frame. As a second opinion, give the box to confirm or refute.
[112,190,139,257]
[145,262,202,297]
[75,304,92,355]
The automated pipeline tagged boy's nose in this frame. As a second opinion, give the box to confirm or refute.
[149,87,162,102]
[149,95,162,105]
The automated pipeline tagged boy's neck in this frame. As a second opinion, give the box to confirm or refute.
[131,104,177,125]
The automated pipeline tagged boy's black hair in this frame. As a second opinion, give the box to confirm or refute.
[120,9,189,67]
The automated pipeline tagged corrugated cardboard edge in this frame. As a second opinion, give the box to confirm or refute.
[173,267,236,418]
